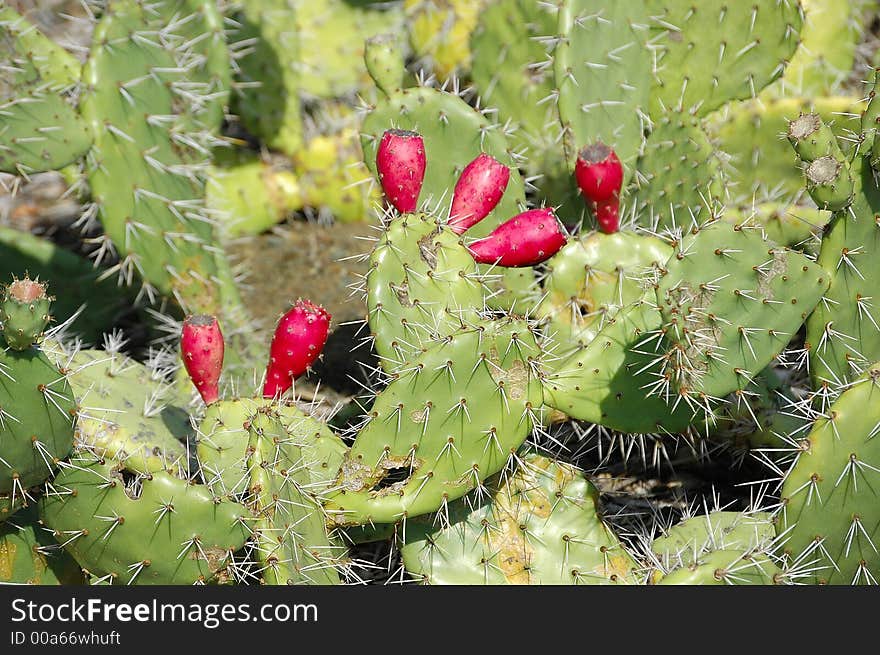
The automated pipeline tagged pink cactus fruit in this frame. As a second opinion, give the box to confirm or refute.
[181,314,224,405]
[376,129,426,213]
[468,208,567,268]
[447,153,510,234]
[262,299,331,399]
[574,141,623,234]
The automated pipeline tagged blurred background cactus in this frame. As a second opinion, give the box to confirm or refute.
[1,0,880,586]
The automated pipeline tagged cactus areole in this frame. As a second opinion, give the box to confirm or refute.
[181,314,225,405]
[376,129,426,213]
[263,300,331,398]
[575,142,623,234]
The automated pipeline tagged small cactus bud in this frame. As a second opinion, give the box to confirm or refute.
[448,153,510,234]
[575,141,623,234]
[0,276,52,351]
[467,208,567,267]
[376,129,426,213]
[181,315,224,405]
[263,300,331,399]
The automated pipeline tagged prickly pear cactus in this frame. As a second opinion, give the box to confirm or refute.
[0,6,91,175]
[197,398,347,497]
[207,152,302,238]
[642,0,804,118]
[240,411,344,585]
[0,227,132,343]
[39,452,250,585]
[62,347,192,475]
[554,0,652,175]
[401,452,638,584]
[405,0,487,80]
[652,220,829,401]
[0,278,75,504]
[537,230,672,348]
[365,212,485,368]
[324,319,544,525]
[360,52,534,309]
[793,107,880,385]
[0,506,84,585]
[777,363,880,584]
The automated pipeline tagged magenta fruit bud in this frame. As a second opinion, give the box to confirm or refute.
[574,141,623,234]
[262,299,331,399]
[468,208,567,268]
[182,315,224,405]
[376,129,426,213]
[448,153,510,234]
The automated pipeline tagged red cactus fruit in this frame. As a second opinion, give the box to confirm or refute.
[181,315,224,405]
[262,299,331,399]
[594,199,620,235]
[467,208,567,268]
[376,129,426,213]
[574,141,623,234]
[448,153,510,234]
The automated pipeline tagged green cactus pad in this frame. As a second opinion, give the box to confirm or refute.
[654,221,830,401]
[721,203,829,253]
[630,110,725,232]
[366,212,485,368]
[81,1,224,315]
[777,364,880,584]
[197,398,347,497]
[64,349,190,475]
[0,7,91,174]
[651,511,776,569]
[365,34,406,97]
[537,230,672,348]
[1,276,51,351]
[656,549,783,585]
[0,491,26,521]
[0,345,75,495]
[401,452,637,584]
[470,0,560,171]
[324,319,544,525]
[554,0,652,175]
[242,413,343,585]
[162,0,231,136]
[642,0,803,118]
[361,83,527,225]
[806,158,880,384]
[0,506,84,585]
[542,298,694,433]
[39,453,250,585]
[233,0,304,155]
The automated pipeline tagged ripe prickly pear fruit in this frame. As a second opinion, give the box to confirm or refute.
[593,199,620,235]
[0,276,52,351]
[263,300,331,398]
[575,141,623,234]
[448,153,510,234]
[181,315,224,405]
[468,208,567,267]
[376,129,426,213]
